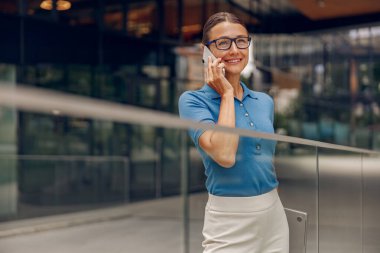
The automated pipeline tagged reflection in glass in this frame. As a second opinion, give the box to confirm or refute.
[276,144,317,253]
[255,30,380,150]
[318,149,362,253]
[362,154,380,252]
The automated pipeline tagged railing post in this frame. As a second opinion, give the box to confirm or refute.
[180,130,189,253]
[124,157,130,203]
[316,146,320,253]
[360,153,364,253]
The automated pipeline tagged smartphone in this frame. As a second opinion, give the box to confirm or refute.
[202,46,225,75]
[202,46,217,67]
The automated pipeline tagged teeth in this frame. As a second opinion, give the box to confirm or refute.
[226,59,240,63]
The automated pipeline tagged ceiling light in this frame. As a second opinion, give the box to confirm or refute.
[40,0,71,11]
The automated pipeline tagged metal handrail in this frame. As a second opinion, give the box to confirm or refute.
[0,154,128,162]
[0,82,379,155]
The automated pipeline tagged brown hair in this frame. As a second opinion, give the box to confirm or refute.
[202,12,245,45]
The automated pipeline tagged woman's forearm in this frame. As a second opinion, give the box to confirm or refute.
[200,92,239,168]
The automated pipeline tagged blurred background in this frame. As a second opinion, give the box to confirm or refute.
[0,1,380,252]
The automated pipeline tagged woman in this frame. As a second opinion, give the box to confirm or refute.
[178,12,289,253]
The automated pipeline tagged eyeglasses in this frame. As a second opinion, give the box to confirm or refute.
[206,36,251,50]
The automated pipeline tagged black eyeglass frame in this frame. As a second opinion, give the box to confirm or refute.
[205,36,252,50]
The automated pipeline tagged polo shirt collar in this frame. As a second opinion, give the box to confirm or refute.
[202,82,259,100]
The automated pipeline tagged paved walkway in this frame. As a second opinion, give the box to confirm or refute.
[0,193,208,253]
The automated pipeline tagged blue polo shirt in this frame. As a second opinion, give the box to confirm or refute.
[178,82,278,197]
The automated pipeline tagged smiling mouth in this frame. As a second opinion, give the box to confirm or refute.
[224,59,242,64]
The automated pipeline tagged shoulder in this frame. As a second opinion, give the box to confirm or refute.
[178,87,210,116]
[178,90,199,102]
[178,87,209,106]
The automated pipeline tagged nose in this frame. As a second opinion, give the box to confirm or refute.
[229,41,239,53]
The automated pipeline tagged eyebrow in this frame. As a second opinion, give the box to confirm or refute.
[214,35,249,40]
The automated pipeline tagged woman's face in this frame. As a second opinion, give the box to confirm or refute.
[207,22,249,76]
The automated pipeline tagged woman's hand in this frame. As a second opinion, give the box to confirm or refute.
[204,56,233,97]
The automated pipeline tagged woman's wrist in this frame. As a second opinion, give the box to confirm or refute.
[221,90,234,99]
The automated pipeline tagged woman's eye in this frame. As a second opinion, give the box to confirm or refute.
[236,38,246,44]
[217,40,229,46]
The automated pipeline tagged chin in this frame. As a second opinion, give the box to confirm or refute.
[226,66,245,75]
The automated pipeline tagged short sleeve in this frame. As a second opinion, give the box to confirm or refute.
[178,91,215,146]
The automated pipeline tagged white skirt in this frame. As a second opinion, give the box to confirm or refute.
[202,189,289,253]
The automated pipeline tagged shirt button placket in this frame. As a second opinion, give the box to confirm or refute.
[240,102,254,128]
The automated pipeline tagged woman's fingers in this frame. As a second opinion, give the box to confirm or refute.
[205,57,226,92]
[210,57,220,69]
[206,57,213,82]
[217,62,225,75]
[210,58,224,78]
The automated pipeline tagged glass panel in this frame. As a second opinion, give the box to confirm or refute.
[135,77,159,107]
[363,154,380,253]
[188,190,206,252]
[129,125,157,201]
[16,156,128,218]
[20,113,91,156]
[2,82,380,252]
[67,64,92,95]
[65,118,91,155]
[161,128,181,196]
[27,64,65,90]
[0,65,18,218]
[318,149,362,253]
[0,123,184,252]
[275,143,318,253]
[20,113,57,155]
[0,156,17,217]
[254,27,380,151]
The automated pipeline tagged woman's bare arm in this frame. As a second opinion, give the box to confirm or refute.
[199,57,239,168]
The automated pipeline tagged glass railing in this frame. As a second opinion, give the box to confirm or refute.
[0,155,129,220]
[0,84,379,253]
